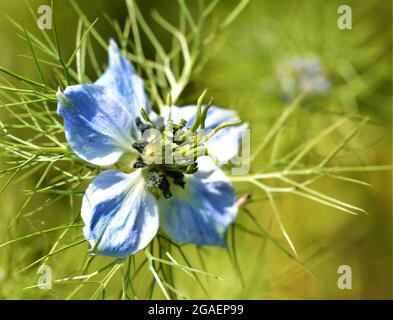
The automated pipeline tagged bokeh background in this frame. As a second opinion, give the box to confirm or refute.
[0,0,391,299]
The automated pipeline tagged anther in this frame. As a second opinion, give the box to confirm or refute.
[135,117,152,133]
[133,157,146,168]
[132,140,147,153]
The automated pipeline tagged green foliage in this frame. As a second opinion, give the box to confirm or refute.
[0,0,391,299]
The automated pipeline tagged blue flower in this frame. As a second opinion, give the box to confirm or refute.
[57,40,246,258]
[276,56,330,100]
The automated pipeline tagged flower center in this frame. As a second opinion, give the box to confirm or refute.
[130,91,241,199]
[131,115,199,199]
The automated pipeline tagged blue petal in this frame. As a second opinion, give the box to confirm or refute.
[161,105,197,125]
[96,39,150,116]
[162,105,248,164]
[159,157,238,246]
[202,122,248,166]
[58,84,138,166]
[82,169,159,258]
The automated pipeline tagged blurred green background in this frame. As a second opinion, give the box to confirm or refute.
[0,0,391,299]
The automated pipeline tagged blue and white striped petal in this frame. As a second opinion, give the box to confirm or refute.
[96,39,150,116]
[158,157,238,246]
[57,84,138,167]
[81,169,159,258]
[161,105,247,165]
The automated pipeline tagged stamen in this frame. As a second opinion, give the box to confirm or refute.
[166,171,185,188]
[133,156,147,168]
[173,119,187,134]
[146,169,172,199]
[134,93,241,198]
[185,163,198,174]
[132,140,147,153]
[135,117,152,133]
[200,97,214,130]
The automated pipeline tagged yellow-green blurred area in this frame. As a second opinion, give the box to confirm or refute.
[0,0,391,299]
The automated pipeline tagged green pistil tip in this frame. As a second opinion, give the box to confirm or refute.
[189,89,207,133]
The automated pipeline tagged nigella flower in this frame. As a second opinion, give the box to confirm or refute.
[56,40,247,258]
[276,56,331,100]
